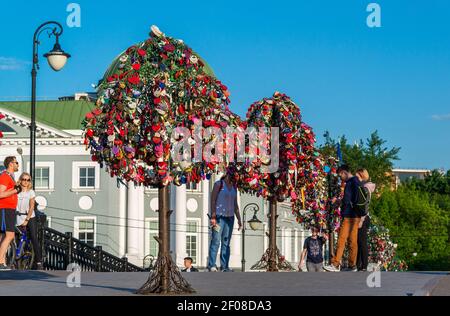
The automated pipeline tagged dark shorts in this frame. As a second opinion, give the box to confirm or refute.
[0,209,16,233]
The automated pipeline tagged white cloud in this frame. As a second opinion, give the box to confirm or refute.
[0,57,30,71]
[431,114,450,121]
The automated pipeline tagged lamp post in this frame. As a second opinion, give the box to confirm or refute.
[241,203,262,272]
[30,21,70,188]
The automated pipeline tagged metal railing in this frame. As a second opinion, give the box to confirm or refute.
[38,216,144,272]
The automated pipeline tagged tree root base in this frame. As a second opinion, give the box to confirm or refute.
[136,254,195,295]
[251,247,295,272]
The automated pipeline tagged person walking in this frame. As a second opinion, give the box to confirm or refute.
[355,169,376,272]
[298,227,328,272]
[0,156,21,271]
[207,168,242,272]
[324,165,363,272]
[16,172,43,270]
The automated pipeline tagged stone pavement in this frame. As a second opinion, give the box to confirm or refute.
[0,270,448,296]
[431,275,450,296]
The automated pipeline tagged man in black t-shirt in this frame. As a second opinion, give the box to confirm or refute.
[298,227,328,272]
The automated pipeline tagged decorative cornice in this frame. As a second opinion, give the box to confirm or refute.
[0,108,72,138]
[0,137,84,146]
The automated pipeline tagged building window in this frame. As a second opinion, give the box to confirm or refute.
[186,220,199,264]
[79,167,95,188]
[35,167,50,189]
[72,162,100,190]
[75,217,96,247]
[186,181,199,192]
[148,221,159,257]
[26,162,55,190]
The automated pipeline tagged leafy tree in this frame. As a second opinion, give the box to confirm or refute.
[371,186,450,270]
[320,130,401,190]
[405,170,450,196]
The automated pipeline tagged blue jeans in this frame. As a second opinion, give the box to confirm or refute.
[207,216,234,270]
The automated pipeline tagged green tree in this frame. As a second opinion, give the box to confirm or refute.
[405,170,450,196]
[320,130,401,190]
[371,186,450,270]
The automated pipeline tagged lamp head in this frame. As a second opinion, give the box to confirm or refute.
[44,36,70,71]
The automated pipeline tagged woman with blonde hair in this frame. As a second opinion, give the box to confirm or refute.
[16,172,42,270]
[355,169,376,271]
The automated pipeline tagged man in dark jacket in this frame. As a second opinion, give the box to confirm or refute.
[181,257,199,272]
[324,165,362,272]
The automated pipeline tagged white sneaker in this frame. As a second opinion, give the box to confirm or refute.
[0,264,11,271]
[341,267,358,272]
[323,264,340,272]
[208,266,218,272]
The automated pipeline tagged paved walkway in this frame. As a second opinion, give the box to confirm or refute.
[0,271,448,296]
[431,275,450,296]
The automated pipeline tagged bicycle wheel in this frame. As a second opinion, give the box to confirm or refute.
[6,242,16,269]
[17,241,35,270]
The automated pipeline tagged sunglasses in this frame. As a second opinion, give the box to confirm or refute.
[21,178,31,182]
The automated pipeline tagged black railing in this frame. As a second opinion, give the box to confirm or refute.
[38,218,144,272]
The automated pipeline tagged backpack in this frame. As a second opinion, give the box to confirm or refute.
[353,183,370,217]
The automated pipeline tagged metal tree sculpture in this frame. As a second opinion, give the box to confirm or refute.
[83,26,241,294]
[238,92,317,271]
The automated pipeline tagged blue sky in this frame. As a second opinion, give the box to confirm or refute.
[0,0,449,169]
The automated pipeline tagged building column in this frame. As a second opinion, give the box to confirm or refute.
[294,230,299,263]
[119,183,127,257]
[170,184,177,259]
[201,179,210,268]
[126,182,140,265]
[126,183,145,265]
[175,184,187,267]
[230,190,242,269]
[286,229,292,262]
[137,185,145,263]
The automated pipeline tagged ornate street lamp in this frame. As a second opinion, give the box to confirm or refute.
[30,21,70,187]
[241,203,262,272]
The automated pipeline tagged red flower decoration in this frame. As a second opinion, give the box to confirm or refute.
[152,124,161,132]
[86,129,94,138]
[163,44,175,52]
[132,63,141,70]
[137,49,146,56]
[128,74,140,85]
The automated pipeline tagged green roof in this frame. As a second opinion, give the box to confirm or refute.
[0,100,95,131]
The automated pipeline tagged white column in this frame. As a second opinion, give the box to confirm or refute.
[170,184,177,258]
[175,184,187,267]
[294,230,299,263]
[127,182,140,265]
[201,179,210,268]
[119,183,127,257]
[285,229,292,261]
[137,185,145,262]
[230,191,242,269]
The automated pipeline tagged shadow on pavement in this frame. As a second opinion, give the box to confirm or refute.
[0,270,55,281]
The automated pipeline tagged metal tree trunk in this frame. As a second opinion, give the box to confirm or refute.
[267,199,279,272]
[137,186,195,294]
